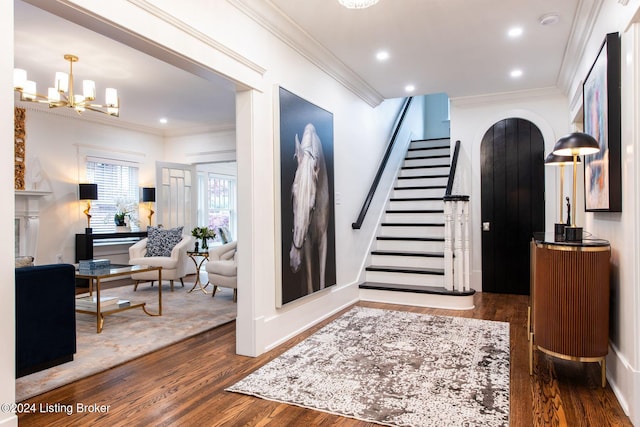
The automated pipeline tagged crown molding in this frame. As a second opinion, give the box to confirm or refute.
[556,0,604,96]
[162,122,236,138]
[450,87,564,108]
[227,0,384,107]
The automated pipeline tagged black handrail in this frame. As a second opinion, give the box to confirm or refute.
[445,140,461,196]
[352,97,413,229]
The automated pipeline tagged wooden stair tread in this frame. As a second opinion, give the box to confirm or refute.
[381,222,444,227]
[359,281,475,296]
[371,250,445,258]
[385,209,444,214]
[377,236,445,242]
[365,265,445,275]
[393,185,447,190]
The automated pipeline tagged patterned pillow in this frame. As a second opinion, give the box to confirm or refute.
[15,256,34,268]
[145,226,184,257]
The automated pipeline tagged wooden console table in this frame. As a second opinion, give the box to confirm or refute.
[528,233,610,387]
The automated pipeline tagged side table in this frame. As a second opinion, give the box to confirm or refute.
[187,251,210,294]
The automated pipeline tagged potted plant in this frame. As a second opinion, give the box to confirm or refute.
[191,226,216,250]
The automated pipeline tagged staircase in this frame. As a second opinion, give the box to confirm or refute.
[360,138,475,309]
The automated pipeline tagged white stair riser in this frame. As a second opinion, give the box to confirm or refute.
[376,239,444,252]
[379,226,444,237]
[396,177,448,187]
[389,200,444,210]
[385,212,443,223]
[404,157,449,168]
[400,166,450,177]
[405,148,450,158]
[370,255,444,269]
[410,140,450,150]
[365,270,444,286]
[393,188,445,198]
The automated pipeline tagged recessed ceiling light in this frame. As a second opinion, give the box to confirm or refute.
[405,84,415,92]
[159,118,168,124]
[510,69,523,78]
[508,27,523,38]
[376,51,390,61]
[539,13,560,26]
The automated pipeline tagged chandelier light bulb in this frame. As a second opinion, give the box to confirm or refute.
[23,80,36,100]
[13,68,27,90]
[83,80,96,100]
[55,71,69,93]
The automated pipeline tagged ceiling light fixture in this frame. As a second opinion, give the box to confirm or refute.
[539,13,560,26]
[508,27,523,38]
[510,69,523,78]
[13,54,119,117]
[405,84,415,92]
[338,0,379,9]
[376,51,389,61]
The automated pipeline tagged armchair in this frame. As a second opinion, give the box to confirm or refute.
[128,235,193,291]
[205,241,237,302]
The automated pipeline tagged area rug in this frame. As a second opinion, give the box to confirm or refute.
[16,283,236,402]
[227,306,509,427]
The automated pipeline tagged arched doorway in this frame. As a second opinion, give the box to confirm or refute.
[480,118,545,294]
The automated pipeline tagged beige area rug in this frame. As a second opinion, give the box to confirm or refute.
[16,282,237,402]
[228,306,510,427]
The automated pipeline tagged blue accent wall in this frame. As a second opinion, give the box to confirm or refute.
[423,93,450,139]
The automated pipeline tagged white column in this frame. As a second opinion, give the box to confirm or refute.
[462,199,470,292]
[454,200,464,292]
[443,200,453,291]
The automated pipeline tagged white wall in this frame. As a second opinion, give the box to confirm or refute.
[164,129,237,164]
[19,109,163,265]
[565,2,640,423]
[449,90,569,290]
[1,0,17,423]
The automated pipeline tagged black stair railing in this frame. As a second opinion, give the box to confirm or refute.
[352,97,413,229]
[445,140,461,196]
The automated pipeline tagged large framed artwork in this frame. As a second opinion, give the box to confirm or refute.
[583,32,622,212]
[275,87,336,307]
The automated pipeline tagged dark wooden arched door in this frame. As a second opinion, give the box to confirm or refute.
[481,118,545,294]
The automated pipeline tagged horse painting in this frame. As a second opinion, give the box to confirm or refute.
[289,123,329,295]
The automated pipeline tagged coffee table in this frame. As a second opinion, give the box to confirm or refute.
[75,265,162,333]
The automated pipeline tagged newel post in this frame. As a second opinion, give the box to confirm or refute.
[443,199,453,291]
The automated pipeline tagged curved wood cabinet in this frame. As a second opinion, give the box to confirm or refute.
[529,236,610,387]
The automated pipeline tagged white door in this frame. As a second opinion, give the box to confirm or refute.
[155,162,197,232]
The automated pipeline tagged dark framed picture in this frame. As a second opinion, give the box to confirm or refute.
[275,87,336,307]
[583,32,622,212]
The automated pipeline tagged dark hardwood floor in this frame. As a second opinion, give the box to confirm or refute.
[17,292,631,426]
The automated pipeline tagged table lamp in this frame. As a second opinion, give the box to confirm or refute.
[79,183,98,233]
[551,132,600,241]
[142,187,156,226]
[544,153,580,241]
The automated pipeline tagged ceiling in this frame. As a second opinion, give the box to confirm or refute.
[14,0,581,134]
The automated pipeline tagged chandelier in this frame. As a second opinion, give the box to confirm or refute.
[13,54,119,117]
[338,0,379,9]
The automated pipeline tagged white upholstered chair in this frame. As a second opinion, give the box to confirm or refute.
[128,234,193,291]
[205,241,237,302]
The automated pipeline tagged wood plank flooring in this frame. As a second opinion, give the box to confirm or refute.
[17,292,632,426]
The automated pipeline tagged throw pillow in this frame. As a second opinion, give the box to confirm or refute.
[217,227,231,244]
[145,226,184,257]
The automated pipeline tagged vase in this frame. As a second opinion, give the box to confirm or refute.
[201,238,208,250]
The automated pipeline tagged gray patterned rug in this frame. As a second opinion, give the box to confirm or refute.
[227,306,509,426]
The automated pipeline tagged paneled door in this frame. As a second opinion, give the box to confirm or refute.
[155,162,197,232]
[481,118,545,294]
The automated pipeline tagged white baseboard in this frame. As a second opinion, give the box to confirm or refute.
[0,414,17,427]
[606,342,640,424]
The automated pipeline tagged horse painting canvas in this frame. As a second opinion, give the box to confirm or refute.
[278,88,336,306]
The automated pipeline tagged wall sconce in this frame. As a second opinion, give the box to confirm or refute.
[544,153,580,241]
[141,187,156,226]
[551,132,599,241]
[79,183,98,233]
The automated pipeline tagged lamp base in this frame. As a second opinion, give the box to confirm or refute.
[565,226,583,242]
[85,227,93,235]
[554,223,566,242]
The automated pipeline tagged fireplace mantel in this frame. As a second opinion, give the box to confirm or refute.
[15,190,51,259]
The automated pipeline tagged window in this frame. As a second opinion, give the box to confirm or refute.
[207,174,236,240]
[86,157,140,233]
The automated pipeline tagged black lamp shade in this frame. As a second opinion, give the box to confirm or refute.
[142,187,156,202]
[552,132,600,157]
[79,183,98,200]
[544,153,581,166]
